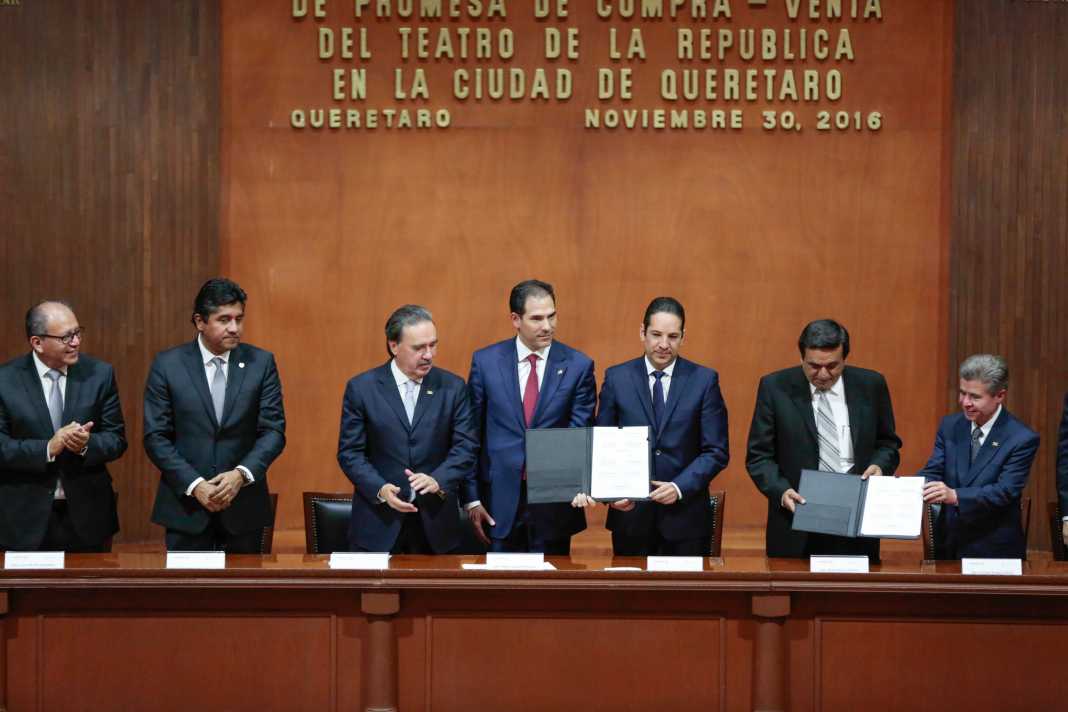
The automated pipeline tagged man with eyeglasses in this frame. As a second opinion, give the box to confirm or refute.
[0,301,127,552]
[746,319,902,559]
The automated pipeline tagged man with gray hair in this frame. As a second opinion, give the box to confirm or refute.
[337,305,478,553]
[0,301,126,551]
[920,354,1039,559]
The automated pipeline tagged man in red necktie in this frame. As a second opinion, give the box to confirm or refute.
[463,280,597,555]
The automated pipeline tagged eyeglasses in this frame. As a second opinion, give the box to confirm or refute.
[37,328,84,345]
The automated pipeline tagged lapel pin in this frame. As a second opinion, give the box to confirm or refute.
[557,369,564,375]
[238,362,245,369]
[426,390,434,395]
[992,441,999,448]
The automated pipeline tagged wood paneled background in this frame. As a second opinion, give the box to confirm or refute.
[949,1,1068,550]
[1,0,1065,550]
[0,1,220,542]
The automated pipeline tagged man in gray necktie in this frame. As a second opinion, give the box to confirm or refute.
[747,319,902,559]
[337,305,478,554]
[0,300,126,552]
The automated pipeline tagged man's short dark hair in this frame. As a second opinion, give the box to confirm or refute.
[509,280,555,316]
[798,319,850,359]
[643,297,685,331]
[384,304,433,358]
[25,300,72,339]
[192,278,247,326]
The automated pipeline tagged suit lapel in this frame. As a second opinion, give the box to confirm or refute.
[630,358,656,427]
[842,369,868,455]
[61,360,83,425]
[220,344,249,426]
[789,369,818,446]
[497,341,527,430]
[532,345,568,426]
[953,416,973,486]
[376,364,413,432]
[410,368,439,431]
[181,340,220,429]
[962,412,1009,486]
[657,357,690,438]
[19,355,55,434]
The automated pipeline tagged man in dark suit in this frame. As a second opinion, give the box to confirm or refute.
[463,279,596,555]
[587,297,729,556]
[746,319,902,559]
[0,301,126,552]
[1058,391,1068,548]
[337,305,478,554]
[144,278,285,552]
[921,354,1039,559]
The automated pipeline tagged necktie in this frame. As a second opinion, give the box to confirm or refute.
[403,379,418,424]
[651,371,666,430]
[210,357,226,423]
[970,427,982,463]
[522,353,540,427]
[816,390,841,472]
[45,370,64,432]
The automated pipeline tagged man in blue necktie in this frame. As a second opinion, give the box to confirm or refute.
[920,354,1039,559]
[0,301,126,551]
[579,297,729,556]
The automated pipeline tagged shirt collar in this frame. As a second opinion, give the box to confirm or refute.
[645,356,677,377]
[390,358,421,386]
[198,334,230,366]
[972,405,1002,438]
[32,351,66,377]
[516,336,551,364]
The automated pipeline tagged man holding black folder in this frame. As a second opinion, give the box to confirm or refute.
[586,297,729,556]
[746,319,902,559]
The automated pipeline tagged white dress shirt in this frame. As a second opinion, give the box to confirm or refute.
[516,336,551,397]
[971,405,1001,447]
[646,356,683,501]
[184,336,253,497]
[810,378,854,473]
[33,351,71,498]
[381,359,422,504]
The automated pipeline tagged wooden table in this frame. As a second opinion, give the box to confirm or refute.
[3,553,1068,712]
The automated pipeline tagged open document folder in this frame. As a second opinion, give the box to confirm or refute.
[791,469,924,539]
[525,426,651,504]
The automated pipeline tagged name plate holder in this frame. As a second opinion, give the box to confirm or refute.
[809,555,870,573]
[647,556,704,572]
[329,552,391,569]
[4,551,65,570]
[961,558,1022,576]
[166,551,226,569]
[484,553,546,569]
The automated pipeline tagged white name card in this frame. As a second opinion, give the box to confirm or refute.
[166,551,225,569]
[484,553,546,569]
[647,556,704,572]
[961,558,1022,576]
[329,552,391,569]
[810,555,870,573]
[4,551,65,570]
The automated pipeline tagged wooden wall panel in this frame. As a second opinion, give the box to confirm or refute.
[950,1,1068,550]
[221,1,954,539]
[0,2,220,542]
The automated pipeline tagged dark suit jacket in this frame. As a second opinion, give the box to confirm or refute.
[144,340,285,535]
[337,363,478,553]
[919,409,1038,559]
[1057,392,1068,518]
[0,353,126,550]
[596,356,729,542]
[746,365,902,558]
[463,338,596,541]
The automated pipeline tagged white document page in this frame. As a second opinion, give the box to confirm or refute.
[647,556,704,572]
[962,559,1023,576]
[4,551,65,570]
[810,556,870,573]
[165,551,225,569]
[858,476,924,538]
[329,552,390,569]
[590,426,650,500]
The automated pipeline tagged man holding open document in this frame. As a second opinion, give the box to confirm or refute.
[746,319,902,559]
[581,297,729,556]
